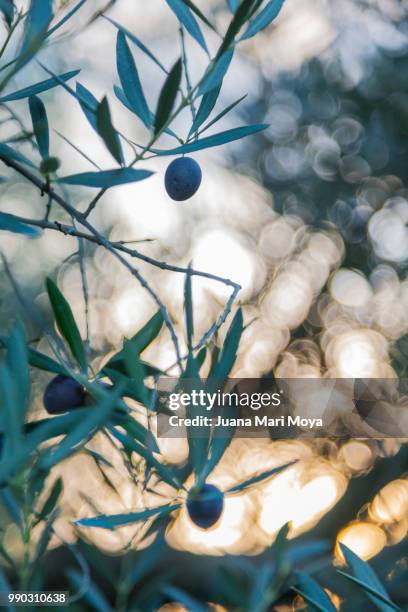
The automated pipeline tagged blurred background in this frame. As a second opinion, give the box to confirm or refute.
[0,0,407,588]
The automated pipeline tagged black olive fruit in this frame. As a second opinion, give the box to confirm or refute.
[43,374,86,414]
[165,157,202,201]
[186,483,224,529]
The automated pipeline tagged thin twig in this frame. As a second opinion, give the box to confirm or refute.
[77,235,91,358]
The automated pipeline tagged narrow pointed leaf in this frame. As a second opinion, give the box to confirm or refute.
[226,461,295,494]
[181,0,216,32]
[182,354,209,480]
[59,168,153,188]
[199,94,247,135]
[46,0,87,38]
[21,0,53,55]
[29,95,49,159]
[28,348,66,375]
[184,270,194,350]
[123,341,150,407]
[37,477,63,522]
[198,49,234,96]
[293,572,336,612]
[0,212,40,237]
[46,277,86,371]
[153,124,268,155]
[76,82,98,130]
[96,97,124,165]
[154,58,182,135]
[76,503,180,530]
[241,0,285,40]
[336,572,400,612]
[0,70,80,102]
[0,0,14,27]
[217,0,256,57]
[6,321,29,417]
[165,0,208,53]
[0,142,36,168]
[190,85,221,135]
[227,0,239,12]
[104,311,164,375]
[338,544,398,612]
[211,308,243,380]
[116,32,151,128]
[104,16,168,73]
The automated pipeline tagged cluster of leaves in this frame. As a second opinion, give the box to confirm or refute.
[0,0,284,201]
[0,275,404,610]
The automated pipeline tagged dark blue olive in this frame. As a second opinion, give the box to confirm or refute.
[165,157,202,201]
[43,375,86,414]
[186,483,224,529]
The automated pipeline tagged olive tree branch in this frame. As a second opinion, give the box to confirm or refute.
[0,155,241,366]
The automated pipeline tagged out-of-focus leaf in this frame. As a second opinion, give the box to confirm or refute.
[338,544,399,612]
[227,0,239,12]
[161,585,207,612]
[46,0,87,39]
[104,16,167,73]
[217,0,256,56]
[46,277,86,371]
[116,32,151,128]
[181,0,216,32]
[0,410,91,485]
[0,212,40,237]
[0,0,14,27]
[293,571,336,612]
[199,94,247,135]
[96,97,124,165]
[0,487,21,527]
[226,461,295,494]
[36,477,63,523]
[59,167,153,188]
[6,320,29,417]
[0,142,36,168]
[76,503,180,529]
[76,82,98,130]
[67,569,111,612]
[165,0,208,53]
[28,348,66,374]
[0,70,80,103]
[241,0,285,39]
[190,85,221,135]
[0,566,14,612]
[20,0,53,56]
[198,49,234,96]
[211,308,243,380]
[0,365,22,454]
[154,58,182,135]
[29,95,49,159]
[39,385,124,470]
[34,511,57,563]
[153,124,267,155]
